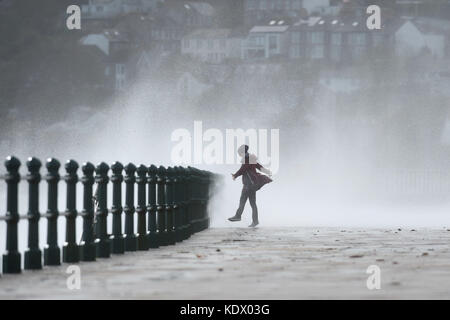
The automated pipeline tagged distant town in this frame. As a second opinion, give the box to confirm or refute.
[70,0,450,98]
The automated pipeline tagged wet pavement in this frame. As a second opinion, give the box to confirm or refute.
[1,227,450,299]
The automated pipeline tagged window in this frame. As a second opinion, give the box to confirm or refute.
[292,0,301,10]
[197,39,202,49]
[311,46,324,59]
[331,33,342,45]
[183,39,190,49]
[248,35,264,46]
[96,6,103,12]
[116,78,124,90]
[284,0,290,10]
[247,0,257,10]
[207,39,213,50]
[269,35,277,50]
[331,46,341,61]
[311,32,324,44]
[358,33,366,45]
[276,0,283,10]
[116,64,125,75]
[220,39,226,49]
[291,31,301,44]
[290,45,301,58]
[349,33,366,46]
[260,0,267,10]
[258,36,265,46]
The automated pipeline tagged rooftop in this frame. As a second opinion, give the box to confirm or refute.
[290,16,381,32]
[250,25,290,33]
[103,29,129,42]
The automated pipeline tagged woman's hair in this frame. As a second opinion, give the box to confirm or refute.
[237,144,249,155]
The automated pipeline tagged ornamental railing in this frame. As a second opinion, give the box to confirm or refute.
[0,156,219,275]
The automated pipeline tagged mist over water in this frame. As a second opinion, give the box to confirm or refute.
[2,65,450,247]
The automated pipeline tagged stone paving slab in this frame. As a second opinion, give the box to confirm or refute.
[1,227,450,299]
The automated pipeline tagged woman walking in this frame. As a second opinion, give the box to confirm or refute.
[228,145,272,227]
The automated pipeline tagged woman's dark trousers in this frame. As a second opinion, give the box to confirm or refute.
[235,186,258,223]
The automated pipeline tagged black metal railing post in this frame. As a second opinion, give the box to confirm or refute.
[207,171,213,230]
[197,170,202,232]
[136,164,148,251]
[200,170,211,232]
[3,156,22,273]
[24,157,42,270]
[173,167,182,243]
[44,158,61,266]
[147,165,158,248]
[110,161,125,254]
[182,167,191,239]
[80,162,96,261]
[186,167,195,236]
[156,166,168,246]
[124,163,137,251]
[196,169,203,233]
[63,160,79,263]
[95,162,110,258]
[199,169,207,232]
[193,167,201,234]
[165,167,176,245]
[179,167,188,241]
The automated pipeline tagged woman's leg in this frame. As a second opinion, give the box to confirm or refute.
[248,190,258,224]
[235,187,249,218]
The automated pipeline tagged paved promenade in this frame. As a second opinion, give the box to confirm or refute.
[1,227,450,299]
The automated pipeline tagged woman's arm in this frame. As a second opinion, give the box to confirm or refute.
[233,163,248,178]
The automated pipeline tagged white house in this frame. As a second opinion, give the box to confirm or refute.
[80,30,130,92]
[80,33,110,55]
[80,29,128,55]
[182,29,242,63]
[395,19,448,59]
[242,20,290,60]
